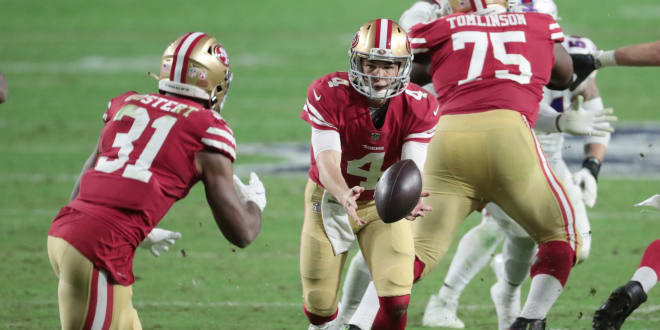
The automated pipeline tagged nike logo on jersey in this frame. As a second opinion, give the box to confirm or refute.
[433,105,439,116]
[313,89,322,101]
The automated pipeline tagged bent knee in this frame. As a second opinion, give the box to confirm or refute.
[303,288,337,316]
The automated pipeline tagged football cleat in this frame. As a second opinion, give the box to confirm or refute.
[422,293,465,328]
[158,32,233,112]
[491,254,522,330]
[593,281,648,330]
[348,19,412,100]
[508,317,546,330]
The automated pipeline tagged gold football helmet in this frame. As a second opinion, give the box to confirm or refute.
[349,19,412,100]
[443,0,509,15]
[158,32,233,112]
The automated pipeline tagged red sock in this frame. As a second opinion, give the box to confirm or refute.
[530,241,574,286]
[303,305,337,325]
[639,239,660,274]
[372,295,410,330]
[413,256,425,283]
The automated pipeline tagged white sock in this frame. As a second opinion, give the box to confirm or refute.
[632,266,658,294]
[443,215,505,296]
[348,282,380,329]
[520,274,563,319]
[501,236,536,286]
[336,252,371,328]
[308,321,333,330]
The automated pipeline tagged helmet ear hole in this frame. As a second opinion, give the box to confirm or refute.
[207,46,213,55]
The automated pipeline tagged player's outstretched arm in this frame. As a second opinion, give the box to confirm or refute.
[316,150,365,225]
[70,141,100,201]
[197,150,263,248]
[547,43,574,90]
[0,72,7,103]
[609,40,660,67]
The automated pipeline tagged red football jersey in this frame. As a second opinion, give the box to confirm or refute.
[300,72,439,201]
[409,12,564,126]
[49,91,236,285]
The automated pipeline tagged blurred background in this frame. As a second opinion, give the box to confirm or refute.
[1,0,658,328]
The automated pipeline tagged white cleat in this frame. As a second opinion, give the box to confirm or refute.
[490,254,521,330]
[422,293,465,328]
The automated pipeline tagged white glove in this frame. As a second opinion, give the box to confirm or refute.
[140,228,182,257]
[557,95,617,137]
[233,172,267,212]
[573,168,598,208]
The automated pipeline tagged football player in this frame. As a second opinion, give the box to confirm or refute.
[47,32,266,329]
[299,18,439,330]
[572,40,660,89]
[0,72,7,103]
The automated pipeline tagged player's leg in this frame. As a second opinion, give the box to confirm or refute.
[593,239,659,329]
[110,285,141,330]
[487,111,579,328]
[300,180,347,328]
[357,206,415,330]
[422,207,505,328]
[48,235,140,329]
[548,158,592,262]
[334,251,371,329]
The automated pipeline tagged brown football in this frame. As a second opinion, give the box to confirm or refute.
[374,159,422,223]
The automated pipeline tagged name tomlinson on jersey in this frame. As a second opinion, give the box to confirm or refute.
[446,13,527,29]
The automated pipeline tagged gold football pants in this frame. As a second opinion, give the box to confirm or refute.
[413,110,579,278]
[299,180,414,316]
[47,236,141,330]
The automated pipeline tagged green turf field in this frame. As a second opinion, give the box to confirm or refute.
[1,0,659,329]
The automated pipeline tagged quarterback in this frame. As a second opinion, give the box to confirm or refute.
[299,19,439,330]
[47,32,266,329]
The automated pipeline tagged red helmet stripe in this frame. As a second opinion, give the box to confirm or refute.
[169,32,194,82]
[170,32,206,83]
[374,19,382,49]
[385,19,392,49]
[179,33,206,83]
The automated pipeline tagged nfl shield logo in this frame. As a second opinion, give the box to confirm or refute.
[371,133,381,141]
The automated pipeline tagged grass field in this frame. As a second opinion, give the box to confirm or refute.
[1,0,660,329]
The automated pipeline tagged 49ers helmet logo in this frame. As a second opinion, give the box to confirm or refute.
[214,44,230,67]
[351,31,360,48]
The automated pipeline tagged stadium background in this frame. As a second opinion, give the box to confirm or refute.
[0,0,658,328]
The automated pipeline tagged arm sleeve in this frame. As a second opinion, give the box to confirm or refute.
[401,141,429,171]
[534,102,561,133]
[582,97,611,146]
[408,19,447,55]
[311,127,341,160]
[404,93,440,143]
[548,17,565,43]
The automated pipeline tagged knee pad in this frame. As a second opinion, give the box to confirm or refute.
[304,288,338,317]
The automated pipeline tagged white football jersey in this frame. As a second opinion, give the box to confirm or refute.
[535,35,598,160]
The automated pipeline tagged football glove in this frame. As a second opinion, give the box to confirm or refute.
[557,96,617,137]
[140,228,182,257]
[573,168,598,208]
[569,53,598,91]
[233,172,267,212]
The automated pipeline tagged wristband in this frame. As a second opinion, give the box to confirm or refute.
[594,50,617,68]
[582,156,602,181]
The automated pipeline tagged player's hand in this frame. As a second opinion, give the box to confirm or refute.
[140,228,182,257]
[406,191,432,221]
[340,186,365,225]
[570,54,598,91]
[558,96,617,137]
[233,172,267,212]
[573,168,598,208]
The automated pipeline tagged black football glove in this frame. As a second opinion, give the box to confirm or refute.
[569,53,600,91]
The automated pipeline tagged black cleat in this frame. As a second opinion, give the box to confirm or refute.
[593,281,648,330]
[508,317,546,330]
[344,325,361,330]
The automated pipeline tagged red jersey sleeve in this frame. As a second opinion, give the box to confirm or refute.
[408,18,450,55]
[300,77,340,131]
[402,87,440,143]
[199,112,237,162]
[102,91,138,123]
[547,16,564,43]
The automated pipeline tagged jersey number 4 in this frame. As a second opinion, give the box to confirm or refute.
[95,104,177,183]
[452,31,532,85]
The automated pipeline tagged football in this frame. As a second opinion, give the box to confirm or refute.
[374,159,422,223]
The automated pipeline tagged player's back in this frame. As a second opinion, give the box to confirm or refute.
[409,12,564,125]
[73,91,236,233]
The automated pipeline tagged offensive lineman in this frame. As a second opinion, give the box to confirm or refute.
[47,32,266,329]
[299,19,439,330]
